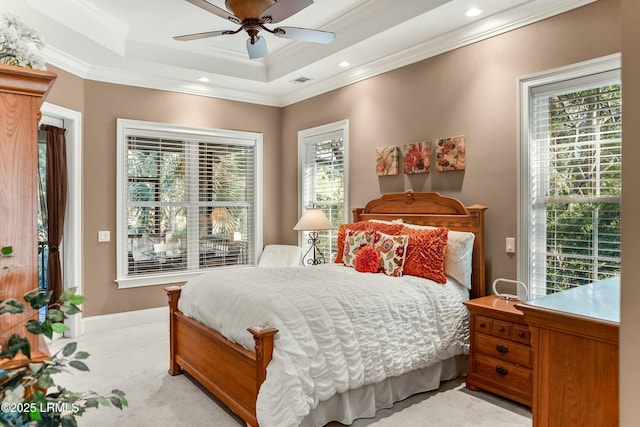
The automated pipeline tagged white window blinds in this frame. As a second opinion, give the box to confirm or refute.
[117,120,262,288]
[524,68,621,297]
[299,121,349,263]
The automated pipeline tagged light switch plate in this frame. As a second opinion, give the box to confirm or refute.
[98,230,110,242]
[506,237,516,253]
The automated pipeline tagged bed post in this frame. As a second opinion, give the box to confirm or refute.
[166,286,182,376]
[248,326,279,395]
[466,205,487,299]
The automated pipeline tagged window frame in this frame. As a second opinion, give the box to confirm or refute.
[297,120,349,263]
[518,54,621,298]
[116,119,263,288]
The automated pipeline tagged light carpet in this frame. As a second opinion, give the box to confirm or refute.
[48,320,532,426]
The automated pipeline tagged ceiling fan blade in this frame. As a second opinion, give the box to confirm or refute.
[185,0,240,24]
[260,0,313,24]
[247,36,268,59]
[174,30,234,41]
[274,26,335,44]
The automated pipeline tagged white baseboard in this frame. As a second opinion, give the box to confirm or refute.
[82,306,169,335]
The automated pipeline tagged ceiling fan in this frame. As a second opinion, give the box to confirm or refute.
[175,0,336,59]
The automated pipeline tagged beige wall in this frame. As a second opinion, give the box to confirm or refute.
[43,0,627,345]
[47,76,283,316]
[620,0,640,423]
[282,0,620,285]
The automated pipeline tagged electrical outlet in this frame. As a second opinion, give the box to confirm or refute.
[98,230,110,242]
[506,237,516,254]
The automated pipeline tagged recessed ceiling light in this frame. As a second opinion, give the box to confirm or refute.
[465,7,483,17]
[338,61,351,68]
[198,77,210,83]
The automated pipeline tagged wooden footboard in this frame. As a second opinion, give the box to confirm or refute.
[166,286,278,427]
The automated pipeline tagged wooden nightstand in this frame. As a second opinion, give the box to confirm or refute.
[463,295,532,407]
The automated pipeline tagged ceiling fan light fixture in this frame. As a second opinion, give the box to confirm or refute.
[247,35,268,59]
[178,0,334,59]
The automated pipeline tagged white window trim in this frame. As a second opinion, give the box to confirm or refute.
[297,120,350,245]
[517,53,621,295]
[116,119,263,289]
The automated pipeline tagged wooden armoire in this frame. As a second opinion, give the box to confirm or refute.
[0,64,57,367]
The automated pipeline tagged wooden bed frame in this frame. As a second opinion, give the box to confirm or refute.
[166,191,487,426]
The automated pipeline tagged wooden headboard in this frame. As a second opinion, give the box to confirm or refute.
[352,191,488,299]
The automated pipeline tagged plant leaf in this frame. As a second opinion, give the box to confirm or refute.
[0,298,25,314]
[61,415,78,427]
[69,360,89,372]
[109,396,123,410]
[60,305,81,315]
[51,323,68,334]
[68,295,85,305]
[24,290,52,309]
[59,287,78,302]
[46,309,65,323]
[74,351,90,360]
[62,342,77,357]
[37,373,55,389]
[1,246,12,255]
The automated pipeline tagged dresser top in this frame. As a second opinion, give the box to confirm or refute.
[521,276,619,324]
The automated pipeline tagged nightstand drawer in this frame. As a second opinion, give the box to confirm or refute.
[475,333,532,367]
[475,353,532,391]
[512,324,531,345]
[474,315,493,333]
[492,319,512,339]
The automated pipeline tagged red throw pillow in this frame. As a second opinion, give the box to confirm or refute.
[354,245,380,273]
[402,226,448,283]
[334,222,404,264]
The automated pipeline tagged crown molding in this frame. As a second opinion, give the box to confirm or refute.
[43,0,596,108]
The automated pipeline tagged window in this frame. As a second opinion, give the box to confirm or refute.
[117,119,262,288]
[519,56,621,298]
[298,120,349,263]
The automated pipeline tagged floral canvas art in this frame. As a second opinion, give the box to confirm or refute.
[375,146,399,176]
[403,142,430,174]
[435,135,466,171]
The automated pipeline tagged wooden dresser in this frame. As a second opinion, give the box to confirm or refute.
[517,278,619,427]
[463,295,532,407]
[0,65,57,366]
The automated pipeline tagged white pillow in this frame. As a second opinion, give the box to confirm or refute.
[258,245,302,267]
[401,223,475,289]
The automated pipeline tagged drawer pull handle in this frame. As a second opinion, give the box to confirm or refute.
[518,331,526,338]
[479,322,486,328]
[496,345,509,355]
[497,326,505,333]
[496,366,509,377]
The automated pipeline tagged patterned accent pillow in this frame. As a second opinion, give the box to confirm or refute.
[343,229,375,267]
[334,222,404,264]
[373,231,409,277]
[354,244,381,273]
[402,226,449,283]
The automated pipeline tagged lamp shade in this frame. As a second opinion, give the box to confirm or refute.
[293,207,334,231]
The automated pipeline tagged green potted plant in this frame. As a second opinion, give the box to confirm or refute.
[0,246,127,427]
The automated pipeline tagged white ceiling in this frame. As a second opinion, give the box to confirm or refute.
[3,0,595,106]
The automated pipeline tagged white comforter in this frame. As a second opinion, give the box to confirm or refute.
[178,264,470,427]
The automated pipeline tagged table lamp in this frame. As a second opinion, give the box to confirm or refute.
[293,207,334,265]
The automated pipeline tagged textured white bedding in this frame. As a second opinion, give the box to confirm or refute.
[178,264,470,427]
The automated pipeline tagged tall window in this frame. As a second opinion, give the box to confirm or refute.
[519,56,621,298]
[298,120,349,262]
[117,119,262,288]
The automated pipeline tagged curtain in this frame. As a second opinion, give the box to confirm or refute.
[41,125,67,304]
